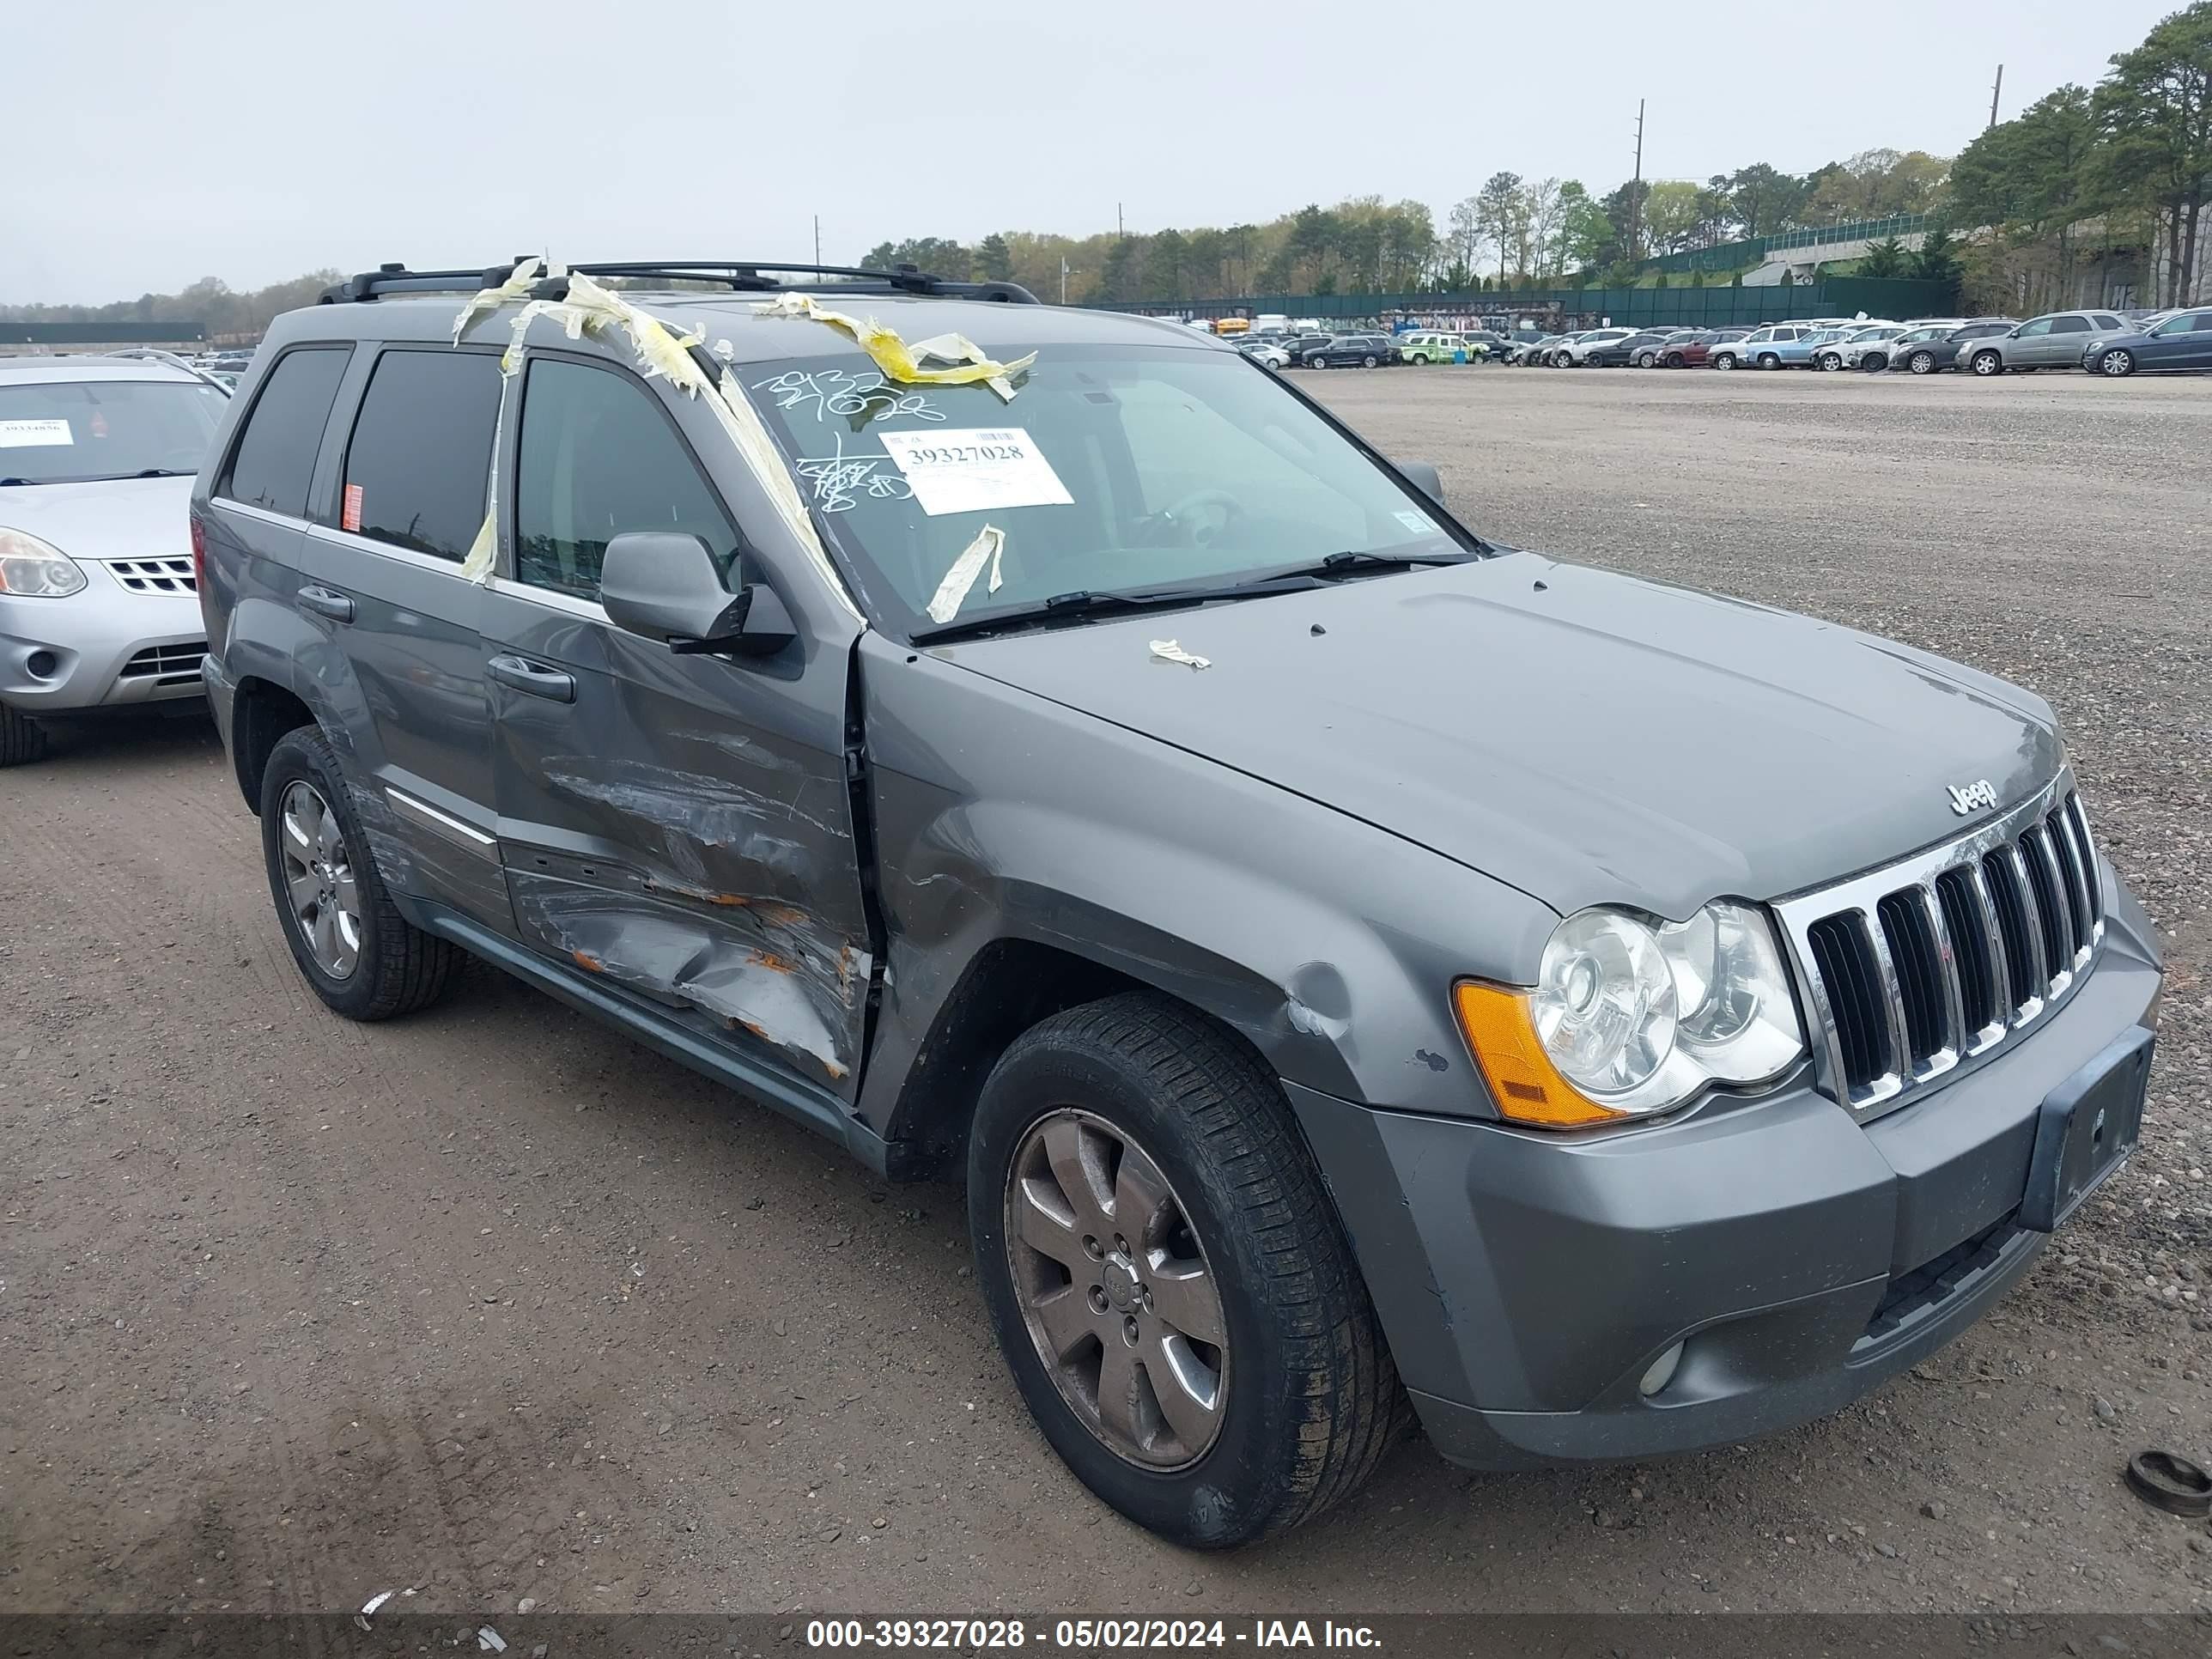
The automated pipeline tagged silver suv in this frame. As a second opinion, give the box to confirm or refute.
[192,258,2163,1547]
[1960,309,2130,376]
[0,352,230,763]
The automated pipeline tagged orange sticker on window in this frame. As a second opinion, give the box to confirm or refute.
[342,483,362,532]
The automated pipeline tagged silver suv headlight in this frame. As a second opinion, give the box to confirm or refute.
[0,528,88,598]
[1455,901,1807,1127]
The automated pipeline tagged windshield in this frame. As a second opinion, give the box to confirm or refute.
[0,377,228,484]
[747,344,1477,636]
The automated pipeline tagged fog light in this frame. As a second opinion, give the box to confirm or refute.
[1638,1342,1684,1397]
[26,650,58,680]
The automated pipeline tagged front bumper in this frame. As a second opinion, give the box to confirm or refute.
[0,575,207,713]
[1290,868,2163,1470]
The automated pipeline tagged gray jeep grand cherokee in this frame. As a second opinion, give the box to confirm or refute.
[192,259,2163,1547]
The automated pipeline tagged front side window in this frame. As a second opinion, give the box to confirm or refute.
[514,358,740,600]
[2016,319,2053,337]
[748,343,1476,638]
[342,349,503,559]
[220,348,350,514]
[2,376,228,487]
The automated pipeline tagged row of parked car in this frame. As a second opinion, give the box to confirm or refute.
[1507,307,2212,376]
[1224,329,1517,369]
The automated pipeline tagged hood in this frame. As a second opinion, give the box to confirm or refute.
[0,475,196,563]
[935,554,2062,921]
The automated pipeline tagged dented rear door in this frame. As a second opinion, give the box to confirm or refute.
[479,351,872,1098]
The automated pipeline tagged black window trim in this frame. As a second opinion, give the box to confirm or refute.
[334,340,510,562]
[497,343,750,610]
[210,340,356,520]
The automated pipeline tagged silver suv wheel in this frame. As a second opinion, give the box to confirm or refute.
[278,779,362,980]
[1004,1107,1228,1468]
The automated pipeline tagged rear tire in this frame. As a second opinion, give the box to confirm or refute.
[1362,354,1379,368]
[969,992,1401,1548]
[260,726,461,1021]
[0,702,49,767]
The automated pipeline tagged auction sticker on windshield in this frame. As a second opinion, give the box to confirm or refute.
[877,427,1073,517]
[0,419,75,448]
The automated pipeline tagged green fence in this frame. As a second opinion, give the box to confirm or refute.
[2,319,210,347]
[1107,276,1955,330]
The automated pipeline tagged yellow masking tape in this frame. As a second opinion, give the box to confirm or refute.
[447,264,856,616]
[751,292,1035,402]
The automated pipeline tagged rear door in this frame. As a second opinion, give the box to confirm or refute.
[2041,314,2092,365]
[477,349,872,1097]
[297,344,511,927]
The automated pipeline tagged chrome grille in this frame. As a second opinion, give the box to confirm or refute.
[1774,776,2103,1115]
[118,641,207,681]
[103,556,198,594]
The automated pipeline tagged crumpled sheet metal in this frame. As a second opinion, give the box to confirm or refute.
[924,524,1005,623]
[750,292,1036,402]
[449,261,854,613]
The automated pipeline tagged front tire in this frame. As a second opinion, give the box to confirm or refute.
[1971,350,2002,376]
[0,702,49,767]
[2098,349,2136,377]
[1712,353,1737,370]
[1817,352,1843,371]
[260,726,461,1021]
[1908,349,1937,374]
[1757,352,1781,369]
[969,993,1400,1548]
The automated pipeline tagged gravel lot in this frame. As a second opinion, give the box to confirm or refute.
[1,367,2206,1621]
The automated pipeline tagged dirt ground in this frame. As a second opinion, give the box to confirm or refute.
[2,366,2207,1621]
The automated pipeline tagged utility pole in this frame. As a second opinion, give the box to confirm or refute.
[1628,99,1646,263]
[813,215,821,265]
[1988,64,2003,129]
[1060,257,1068,305]
[1117,203,1125,239]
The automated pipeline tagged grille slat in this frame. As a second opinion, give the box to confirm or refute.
[119,642,207,680]
[1876,889,1949,1069]
[103,556,198,595]
[1807,915,1892,1092]
[1779,780,2105,1115]
[1935,867,2001,1041]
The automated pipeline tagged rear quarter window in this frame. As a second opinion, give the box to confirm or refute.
[342,349,504,559]
[218,346,351,517]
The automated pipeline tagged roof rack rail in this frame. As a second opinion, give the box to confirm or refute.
[107,347,235,392]
[319,259,1042,307]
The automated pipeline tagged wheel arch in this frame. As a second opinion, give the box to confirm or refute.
[229,676,319,815]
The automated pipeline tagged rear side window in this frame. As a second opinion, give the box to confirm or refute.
[514,357,739,600]
[2093,314,2124,331]
[2051,316,2090,333]
[220,347,349,516]
[342,349,503,559]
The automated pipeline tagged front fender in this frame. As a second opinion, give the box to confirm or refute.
[852,635,1558,1137]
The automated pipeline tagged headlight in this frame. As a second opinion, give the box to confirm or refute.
[1455,901,1806,1128]
[0,528,87,598]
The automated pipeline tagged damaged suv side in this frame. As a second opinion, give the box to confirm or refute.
[194,260,2163,1548]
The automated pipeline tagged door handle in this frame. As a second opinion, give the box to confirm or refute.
[298,585,356,623]
[487,653,576,703]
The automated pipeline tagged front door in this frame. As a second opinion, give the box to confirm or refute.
[2142,311,2212,369]
[479,350,873,1098]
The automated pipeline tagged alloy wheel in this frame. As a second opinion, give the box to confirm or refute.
[1910,351,1935,374]
[2100,349,2134,377]
[278,780,362,980]
[1972,352,2001,375]
[1003,1108,1229,1469]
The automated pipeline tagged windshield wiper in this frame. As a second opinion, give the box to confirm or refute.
[1274,549,1479,580]
[128,468,197,479]
[911,574,1324,645]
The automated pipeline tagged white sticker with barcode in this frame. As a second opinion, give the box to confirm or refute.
[875,427,1073,517]
[0,419,74,448]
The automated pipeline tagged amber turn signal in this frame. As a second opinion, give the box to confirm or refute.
[1451,981,1626,1129]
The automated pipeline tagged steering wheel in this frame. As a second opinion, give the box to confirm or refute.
[1145,489,1245,550]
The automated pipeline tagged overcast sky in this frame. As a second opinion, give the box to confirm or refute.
[7,0,2181,305]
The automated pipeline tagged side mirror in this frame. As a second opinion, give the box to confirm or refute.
[1399,460,1446,507]
[600,532,798,658]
